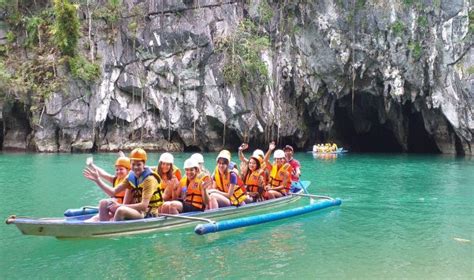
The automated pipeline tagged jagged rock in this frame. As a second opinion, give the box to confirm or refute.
[0,0,472,154]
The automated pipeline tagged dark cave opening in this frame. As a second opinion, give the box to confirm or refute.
[405,108,441,154]
[333,103,403,153]
[206,116,244,151]
[0,119,3,150]
[183,145,202,152]
[332,93,441,154]
[1,102,32,151]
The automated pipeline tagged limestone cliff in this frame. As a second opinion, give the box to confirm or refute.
[0,0,472,154]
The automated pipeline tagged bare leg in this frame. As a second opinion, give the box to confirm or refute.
[85,214,100,222]
[168,201,183,214]
[113,205,145,221]
[267,190,283,200]
[98,199,114,221]
[160,203,169,214]
[208,193,231,209]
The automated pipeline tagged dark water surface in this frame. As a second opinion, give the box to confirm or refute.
[1,152,473,279]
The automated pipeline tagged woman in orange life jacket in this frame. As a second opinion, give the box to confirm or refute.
[241,154,265,203]
[152,155,182,181]
[238,143,268,186]
[207,150,247,209]
[84,148,163,221]
[161,158,209,213]
[263,142,292,200]
[155,153,180,202]
[83,156,131,222]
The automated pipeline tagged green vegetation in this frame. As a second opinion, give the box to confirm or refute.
[257,0,273,25]
[92,0,122,41]
[68,55,101,82]
[355,0,366,10]
[391,20,405,37]
[417,15,428,29]
[93,0,122,26]
[0,0,102,107]
[52,0,80,56]
[218,19,270,95]
[408,42,422,60]
[467,66,474,75]
[469,10,474,34]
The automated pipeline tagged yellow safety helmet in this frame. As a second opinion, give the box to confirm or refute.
[115,157,131,170]
[129,148,147,162]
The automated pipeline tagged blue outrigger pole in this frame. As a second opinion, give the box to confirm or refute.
[194,197,342,235]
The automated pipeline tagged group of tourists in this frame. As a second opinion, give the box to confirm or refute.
[83,142,302,222]
[313,143,339,153]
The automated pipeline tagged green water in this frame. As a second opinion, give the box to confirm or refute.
[1,152,473,279]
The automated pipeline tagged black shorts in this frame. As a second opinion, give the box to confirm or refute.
[183,203,204,213]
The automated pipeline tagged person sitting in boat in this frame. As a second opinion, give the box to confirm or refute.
[161,158,209,213]
[191,153,210,177]
[155,153,180,204]
[207,150,247,209]
[84,148,164,221]
[263,143,291,199]
[238,143,265,166]
[241,154,265,202]
[83,156,131,222]
[238,144,268,185]
[283,145,301,182]
[331,143,338,152]
[84,156,131,204]
[153,153,182,181]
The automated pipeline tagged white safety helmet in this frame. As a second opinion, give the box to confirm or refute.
[273,149,285,159]
[159,152,174,164]
[183,158,199,169]
[191,153,204,164]
[252,149,265,159]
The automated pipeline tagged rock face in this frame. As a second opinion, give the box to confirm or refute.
[0,0,472,154]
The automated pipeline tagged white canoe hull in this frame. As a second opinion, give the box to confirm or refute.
[7,182,310,238]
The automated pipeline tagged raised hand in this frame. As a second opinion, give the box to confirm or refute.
[239,143,249,151]
[83,167,100,182]
[269,141,276,151]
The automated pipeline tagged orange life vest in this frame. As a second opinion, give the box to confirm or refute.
[181,176,205,210]
[173,165,182,181]
[113,176,127,203]
[269,163,291,194]
[244,169,263,193]
[214,169,246,206]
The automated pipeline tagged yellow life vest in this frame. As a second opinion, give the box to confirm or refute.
[214,169,246,206]
[269,163,291,194]
[127,168,164,210]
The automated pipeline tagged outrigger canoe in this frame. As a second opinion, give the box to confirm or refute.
[5,181,334,239]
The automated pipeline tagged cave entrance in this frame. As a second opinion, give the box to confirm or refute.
[406,108,441,154]
[333,96,403,153]
[0,118,3,150]
[332,92,441,154]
